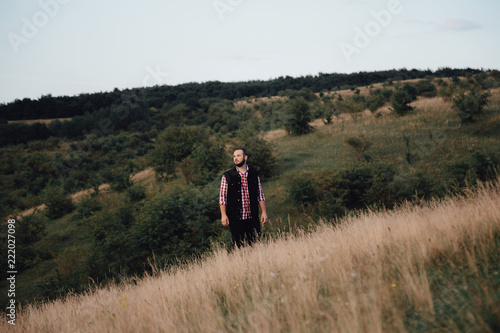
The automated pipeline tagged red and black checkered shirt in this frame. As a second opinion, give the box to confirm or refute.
[219,166,265,220]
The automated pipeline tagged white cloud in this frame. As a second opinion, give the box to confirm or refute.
[402,17,481,33]
[440,18,481,31]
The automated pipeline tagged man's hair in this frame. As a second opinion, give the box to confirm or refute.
[235,148,247,157]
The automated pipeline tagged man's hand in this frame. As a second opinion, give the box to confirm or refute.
[221,214,229,227]
[259,200,268,225]
[261,212,268,225]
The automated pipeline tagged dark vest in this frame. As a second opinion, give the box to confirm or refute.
[223,167,260,221]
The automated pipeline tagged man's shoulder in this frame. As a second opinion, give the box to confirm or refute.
[247,167,259,177]
[223,167,238,177]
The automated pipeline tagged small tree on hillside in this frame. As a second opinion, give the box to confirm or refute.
[390,89,415,116]
[345,136,373,162]
[452,86,491,123]
[401,83,418,101]
[43,186,75,219]
[285,97,314,135]
[148,126,210,181]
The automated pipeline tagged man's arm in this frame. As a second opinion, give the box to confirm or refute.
[257,176,268,224]
[259,200,268,225]
[220,204,229,227]
[219,175,229,226]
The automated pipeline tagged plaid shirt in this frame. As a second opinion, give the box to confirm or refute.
[219,166,265,220]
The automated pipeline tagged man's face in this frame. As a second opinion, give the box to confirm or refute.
[233,149,247,167]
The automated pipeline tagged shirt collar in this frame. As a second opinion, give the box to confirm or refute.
[236,165,249,175]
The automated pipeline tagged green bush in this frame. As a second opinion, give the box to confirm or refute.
[452,87,491,123]
[445,152,499,190]
[288,88,319,102]
[402,83,418,101]
[148,125,210,180]
[287,163,402,218]
[43,186,75,219]
[390,89,415,116]
[471,152,499,182]
[415,80,437,97]
[81,208,134,278]
[365,94,387,112]
[131,185,219,268]
[15,213,49,271]
[287,173,319,209]
[345,136,373,162]
[76,195,102,219]
[188,142,227,186]
[127,184,146,203]
[285,97,314,135]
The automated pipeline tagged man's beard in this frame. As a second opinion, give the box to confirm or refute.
[235,160,245,167]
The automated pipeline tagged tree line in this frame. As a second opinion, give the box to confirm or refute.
[0,68,483,121]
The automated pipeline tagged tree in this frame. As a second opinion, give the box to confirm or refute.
[186,141,227,186]
[43,186,75,219]
[131,186,218,267]
[285,97,314,135]
[401,83,418,101]
[452,87,491,123]
[148,126,210,180]
[390,89,415,116]
[345,136,373,162]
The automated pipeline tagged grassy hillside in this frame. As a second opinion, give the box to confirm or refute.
[1,72,499,319]
[5,178,499,332]
[260,84,500,227]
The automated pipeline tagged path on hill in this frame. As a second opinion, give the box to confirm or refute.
[19,168,155,218]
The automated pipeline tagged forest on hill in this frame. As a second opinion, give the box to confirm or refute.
[1,68,499,310]
[0,67,482,122]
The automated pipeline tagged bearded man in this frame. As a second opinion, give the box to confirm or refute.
[219,148,268,248]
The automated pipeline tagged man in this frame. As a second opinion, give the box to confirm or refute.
[219,148,268,248]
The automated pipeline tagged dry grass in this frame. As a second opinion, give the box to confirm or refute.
[8,117,72,125]
[6,178,500,332]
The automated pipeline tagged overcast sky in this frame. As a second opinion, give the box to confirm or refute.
[1,0,499,105]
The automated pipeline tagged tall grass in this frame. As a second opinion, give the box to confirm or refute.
[6,178,499,332]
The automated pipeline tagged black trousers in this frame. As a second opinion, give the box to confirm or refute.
[229,217,261,248]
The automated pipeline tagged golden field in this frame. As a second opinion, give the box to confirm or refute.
[5,178,500,332]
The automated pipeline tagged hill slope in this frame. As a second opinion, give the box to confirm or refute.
[8,179,500,332]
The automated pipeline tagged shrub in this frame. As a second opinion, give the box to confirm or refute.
[287,163,400,217]
[148,125,210,180]
[402,83,418,101]
[43,186,75,219]
[15,212,49,271]
[285,97,314,135]
[336,97,365,122]
[287,173,319,209]
[471,152,499,182]
[187,141,227,186]
[131,186,218,268]
[415,80,437,97]
[76,195,102,219]
[127,184,146,202]
[101,165,133,192]
[365,94,387,112]
[0,122,51,147]
[452,87,491,123]
[345,136,373,162]
[390,89,415,116]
